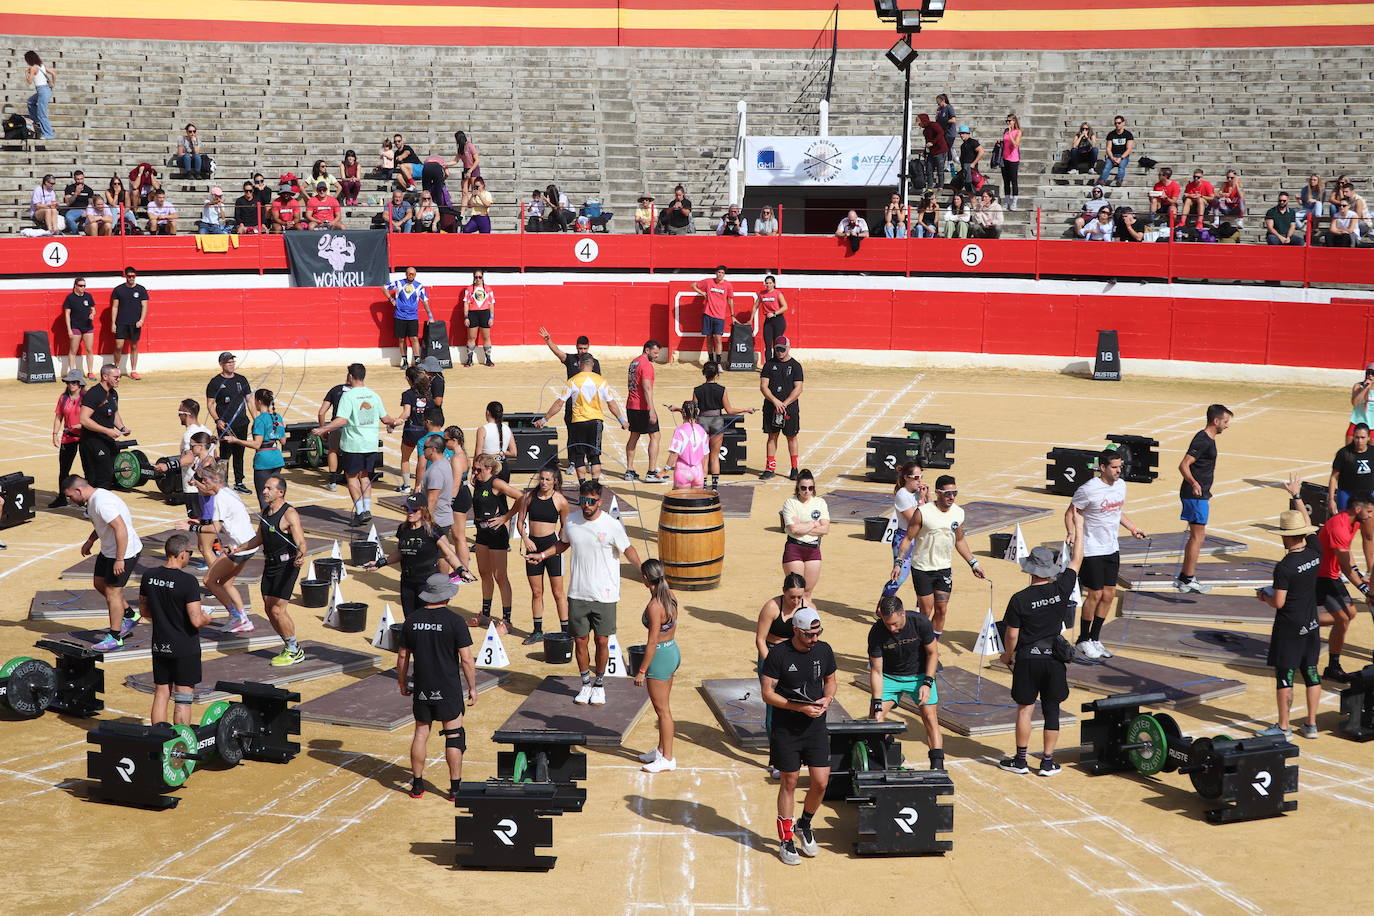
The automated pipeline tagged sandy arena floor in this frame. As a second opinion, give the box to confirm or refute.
[1,356,1370,915]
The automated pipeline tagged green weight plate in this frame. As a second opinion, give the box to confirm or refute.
[1126,713,1168,776]
[511,750,529,783]
[161,724,197,787]
[1188,737,1225,799]
[200,700,231,730]
[0,656,34,679]
[112,451,142,490]
[215,703,254,766]
[302,435,327,469]
[851,740,871,774]
[2,658,57,718]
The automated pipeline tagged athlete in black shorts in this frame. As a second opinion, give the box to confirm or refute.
[237,475,308,666]
[398,573,478,800]
[760,606,835,866]
[317,373,351,491]
[759,339,803,481]
[368,493,461,618]
[140,533,210,725]
[1257,495,1322,739]
[78,364,130,490]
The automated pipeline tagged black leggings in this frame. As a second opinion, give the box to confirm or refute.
[222,418,249,483]
[763,314,786,354]
[57,441,78,485]
[1041,700,1060,731]
[1000,161,1020,197]
[252,467,278,510]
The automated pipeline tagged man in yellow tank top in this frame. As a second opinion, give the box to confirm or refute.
[535,353,627,483]
[890,474,986,638]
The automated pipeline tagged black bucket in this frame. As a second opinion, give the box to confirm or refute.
[315,557,343,583]
[335,601,368,633]
[627,644,647,677]
[863,516,889,542]
[300,578,330,608]
[349,540,379,567]
[989,532,1013,558]
[543,632,573,664]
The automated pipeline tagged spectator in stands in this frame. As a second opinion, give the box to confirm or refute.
[836,209,869,240]
[413,192,439,233]
[716,203,749,236]
[660,185,693,235]
[1114,207,1145,242]
[386,189,413,232]
[971,189,1003,239]
[305,182,344,230]
[379,139,395,177]
[955,125,982,193]
[106,175,134,216]
[1335,180,1370,238]
[1079,204,1114,241]
[176,124,206,177]
[462,176,494,233]
[129,162,161,205]
[544,184,574,232]
[309,160,340,198]
[250,173,272,210]
[1180,169,1215,229]
[198,186,228,234]
[1073,185,1109,236]
[394,133,418,170]
[61,170,94,234]
[1327,174,1352,212]
[755,205,779,237]
[146,189,178,235]
[1000,114,1022,210]
[942,193,971,239]
[1148,167,1180,226]
[83,195,115,236]
[917,113,948,189]
[1211,170,1246,225]
[270,184,303,232]
[1265,193,1301,246]
[234,181,265,234]
[525,189,548,232]
[1099,116,1133,187]
[422,155,450,206]
[453,131,481,196]
[935,94,957,180]
[633,194,653,234]
[882,193,907,238]
[1062,122,1098,174]
[914,190,940,238]
[23,50,55,140]
[1328,199,1358,247]
[339,150,361,206]
[1299,174,1325,222]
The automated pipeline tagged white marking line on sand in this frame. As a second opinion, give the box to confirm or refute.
[142,874,303,896]
[623,773,650,916]
[0,544,74,581]
[811,374,928,484]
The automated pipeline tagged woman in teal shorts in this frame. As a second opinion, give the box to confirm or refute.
[634,558,680,774]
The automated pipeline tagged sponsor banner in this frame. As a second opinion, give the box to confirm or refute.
[284,230,389,287]
[745,135,900,187]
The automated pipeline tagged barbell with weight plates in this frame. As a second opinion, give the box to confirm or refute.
[0,656,57,718]
[112,448,154,491]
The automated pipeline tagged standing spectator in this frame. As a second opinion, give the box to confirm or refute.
[129,162,162,206]
[934,94,957,180]
[623,340,663,483]
[311,363,397,527]
[110,267,148,379]
[206,351,254,493]
[1079,204,1114,241]
[759,336,803,481]
[1211,170,1246,226]
[716,202,749,236]
[462,269,495,367]
[385,265,431,369]
[1299,173,1325,222]
[61,170,94,234]
[915,190,940,238]
[269,183,303,232]
[882,193,908,238]
[692,265,735,367]
[971,189,1003,239]
[755,205,779,237]
[1000,113,1022,210]
[780,470,829,600]
[660,184,693,235]
[305,182,344,230]
[83,196,115,236]
[23,50,55,139]
[234,181,265,234]
[146,189,178,235]
[525,189,548,232]
[64,475,144,652]
[78,364,130,489]
[917,113,948,188]
[1176,404,1233,592]
[634,194,654,234]
[1099,115,1134,187]
[105,176,137,231]
[942,192,971,239]
[175,124,205,177]
[308,159,339,198]
[461,175,493,233]
[421,155,450,207]
[453,130,481,196]
[198,186,228,234]
[413,193,439,233]
[30,174,59,233]
[1180,169,1215,229]
[338,150,361,205]
[633,558,682,773]
[63,278,96,380]
[1147,167,1180,226]
[1328,199,1358,247]
[1062,122,1098,175]
[955,125,983,193]
[385,188,413,233]
[1266,193,1302,246]
[50,370,86,506]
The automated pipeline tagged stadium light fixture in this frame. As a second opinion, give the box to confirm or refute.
[886,37,917,70]
[873,0,898,22]
[921,0,947,19]
[896,9,923,32]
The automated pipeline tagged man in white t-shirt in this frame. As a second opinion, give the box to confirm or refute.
[1066,449,1147,660]
[540,479,643,706]
[63,475,145,651]
[890,474,986,639]
[176,464,258,632]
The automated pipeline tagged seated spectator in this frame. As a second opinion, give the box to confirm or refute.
[914,190,940,238]
[836,209,870,239]
[716,202,749,236]
[60,170,94,234]
[413,193,439,233]
[176,123,207,178]
[1328,199,1358,247]
[1113,206,1145,242]
[543,184,574,232]
[129,162,161,205]
[525,189,548,232]
[941,194,971,239]
[461,176,493,233]
[146,189,178,235]
[1336,181,1370,238]
[634,194,654,234]
[1299,173,1324,222]
[104,176,137,232]
[1059,122,1098,174]
[278,172,304,197]
[339,150,362,206]
[1327,174,1352,213]
[305,182,344,230]
[971,189,1003,239]
[198,186,228,234]
[269,185,303,232]
[659,184,693,235]
[1079,204,1114,240]
[1147,167,1180,225]
[1265,193,1302,246]
[1099,115,1133,187]
[250,172,272,211]
[917,113,948,189]
[234,181,265,234]
[379,139,395,177]
[385,189,413,232]
[1073,185,1109,235]
[1211,170,1245,225]
[83,195,115,236]
[1179,169,1215,229]
[393,133,419,172]
[881,193,908,238]
[755,205,779,237]
[30,174,59,233]
[309,159,340,199]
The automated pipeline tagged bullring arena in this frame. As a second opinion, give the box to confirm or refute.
[4,4,1374,914]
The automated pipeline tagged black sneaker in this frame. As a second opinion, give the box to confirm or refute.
[759,470,776,481]
[349,512,366,527]
[358,511,372,526]
[787,468,799,481]
[999,756,1030,775]
[623,469,640,482]
[1038,759,1062,778]
[48,496,68,508]
[409,778,425,799]
[484,357,494,367]
[793,821,818,857]
[522,631,545,645]
[1323,664,1352,683]
[233,482,251,494]
[400,356,409,369]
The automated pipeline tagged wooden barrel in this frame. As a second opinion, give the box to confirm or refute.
[658,488,725,591]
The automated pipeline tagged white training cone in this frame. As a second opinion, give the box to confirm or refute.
[608,493,622,521]
[323,579,343,629]
[881,514,899,545]
[367,522,380,545]
[476,620,510,668]
[1005,524,1029,562]
[309,558,319,580]
[972,608,1004,658]
[603,632,628,677]
[331,539,348,579]
[372,603,397,650]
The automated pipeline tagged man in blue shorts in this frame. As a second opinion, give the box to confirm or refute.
[1176,404,1232,593]
[867,595,943,770]
[385,266,432,369]
[692,265,734,367]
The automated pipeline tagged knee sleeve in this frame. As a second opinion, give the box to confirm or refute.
[1041,701,1061,731]
[440,726,466,751]
[1302,666,1322,688]
[1276,669,1295,690]
[173,692,194,706]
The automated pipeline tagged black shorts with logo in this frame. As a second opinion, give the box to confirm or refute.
[912,567,953,597]
[1010,654,1069,707]
[1080,552,1120,591]
[152,653,203,687]
[762,402,800,438]
[413,693,464,723]
[769,720,831,773]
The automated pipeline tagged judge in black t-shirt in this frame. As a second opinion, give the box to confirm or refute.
[1328,423,1374,514]
[78,363,130,489]
[1177,404,1233,592]
[367,494,461,617]
[398,572,477,800]
[140,533,211,725]
[63,277,96,380]
[539,327,600,427]
[1257,501,1322,738]
[759,337,804,481]
[998,514,1084,777]
[867,596,943,769]
[206,351,255,492]
[760,606,835,866]
[110,266,149,379]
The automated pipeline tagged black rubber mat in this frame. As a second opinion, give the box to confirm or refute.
[298,667,508,730]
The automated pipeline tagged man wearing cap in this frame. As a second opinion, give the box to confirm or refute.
[956,124,982,193]
[311,362,396,527]
[385,266,432,369]
[50,369,86,507]
[305,182,344,230]
[867,595,943,770]
[759,337,803,480]
[760,605,835,865]
[270,180,303,232]
[417,355,446,409]
[998,513,1084,777]
[398,571,478,800]
[635,194,655,233]
[62,474,144,652]
[692,266,735,368]
[1257,481,1322,738]
[1066,449,1147,661]
[198,186,228,234]
[206,352,254,493]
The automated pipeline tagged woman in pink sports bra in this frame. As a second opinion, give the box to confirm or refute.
[666,401,709,489]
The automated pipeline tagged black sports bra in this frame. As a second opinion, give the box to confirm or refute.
[767,601,794,640]
[528,492,559,524]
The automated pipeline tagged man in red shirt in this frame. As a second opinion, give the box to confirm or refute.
[1315,493,1374,682]
[270,187,303,233]
[623,340,663,483]
[1180,169,1216,229]
[692,265,734,367]
[1148,167,1181,226]
[305,182,344,230]
[917,112,949,189]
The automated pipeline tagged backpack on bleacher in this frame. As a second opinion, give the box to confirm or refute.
[2,113,33,140]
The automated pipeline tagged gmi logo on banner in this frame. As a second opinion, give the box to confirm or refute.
[755,148,779,170]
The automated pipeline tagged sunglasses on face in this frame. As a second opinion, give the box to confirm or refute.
[904,473,922,480]
[937,489,958,497]
[796,628,824,639]
[798,485,815,492]
[579,498,599,506]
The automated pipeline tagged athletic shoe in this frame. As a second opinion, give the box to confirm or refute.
[48,496,68,508]
[1298,723,1319,739]
[623,470,640,482]
[129,372,142,380]
[225,615,255,634]
[349,513,366,527]
[639,748,662,764]
[1092,640,1113,659]
[85,373,97,381]
[642,756,676,774]
[270,646,306,667]
[759,470,776,481]
[358,511,372,526]
[324,481,337,492]
[590,685,606,706]
[1038,759,1062,777]
[409,778,424,799]
[574,682,593,704]
[521,632,545,646]
[396,484,412,494]
[1322,664,1352,683]
[768,767,781,780]
[117,611,142,638]
[484,358,494,367]
[787,468,799,481]
[233,482,251,494]
[793,822,818,857]
[1075,639,1102,661]
[1173,577,1208,594]
[998,756,1030,774]
[399,357,409,369]
[1258,725,1292,740]
[91,633,124,652]
[644,472,665,484]
[778,840,800,866]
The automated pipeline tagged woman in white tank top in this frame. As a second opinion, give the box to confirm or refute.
[23,50,55,140]
[474,400,516,482]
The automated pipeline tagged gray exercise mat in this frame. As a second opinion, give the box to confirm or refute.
[923,666,1077,737]
[28,588,250,621]
[1100,618,1307,671]
[1119,590,1274,625]
[50,614,280,663]
[700,678,853,749]
[298,667,508,730]
[58,536,333,583]
[822,490,1051,533]
[495,675,650,746]
[125,641,381,701]
[1039,532,1248,559]
[296,505,400,540]
[1118,559,1274,591]
[1062,656,1246,708]
[716,485,756,519]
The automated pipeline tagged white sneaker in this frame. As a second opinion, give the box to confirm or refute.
[574,682,593,704]
[1075,639,1102,661]
[642,756,676,773]
[1092,640,1113,659]
[1173,577,1208,594]
[638,748,662,764]
[589,685,606,706]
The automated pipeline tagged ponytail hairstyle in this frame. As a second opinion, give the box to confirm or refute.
[680,400,700,422]
[486,400,504,427]
[534,464,563,495]
[793,468,816,499]
[443,424,467,451]
[702,362,720,381]
[640,558,678,624]
[254,388,276,410]
[893,459,923,495]
[782,572,807,591]
[255,388,283,439]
